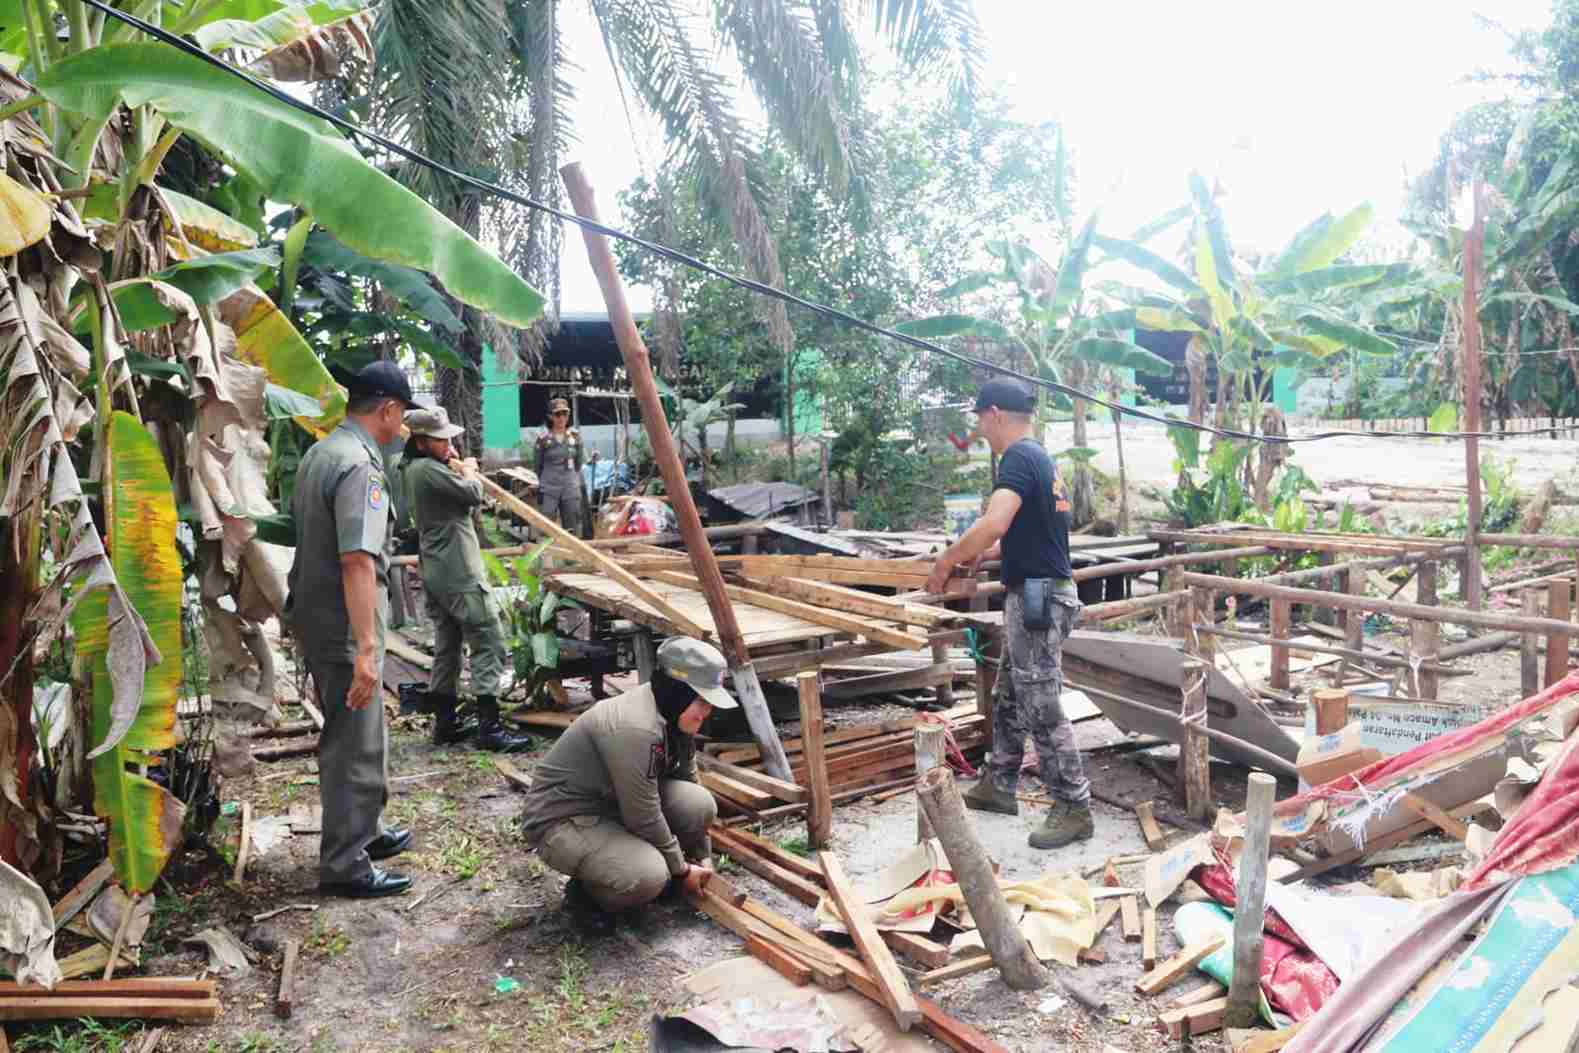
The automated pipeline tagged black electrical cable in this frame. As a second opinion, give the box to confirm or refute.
[72,0,1579,446]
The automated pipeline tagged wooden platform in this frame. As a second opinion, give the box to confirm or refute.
[549,572,837,649]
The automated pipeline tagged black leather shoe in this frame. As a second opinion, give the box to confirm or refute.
[562,879,615,936]
[319,866,412,899]
[367,827,413,861]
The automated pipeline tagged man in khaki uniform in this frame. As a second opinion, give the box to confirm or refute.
[286,361,417,898]
[402,406,532,752]
[520,638,729,917]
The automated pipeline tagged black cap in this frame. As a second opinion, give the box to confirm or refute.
[332,360,419,409]
[973,378,1036,414]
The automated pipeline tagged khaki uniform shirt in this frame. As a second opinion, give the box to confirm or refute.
[535,430,582,493]
[285,419,391,663]
[403,457,487,596]
[520,685,697,877]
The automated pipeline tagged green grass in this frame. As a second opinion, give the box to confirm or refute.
[305,915,350,959]
[775,834,811,858]
[13,1020,142,1053]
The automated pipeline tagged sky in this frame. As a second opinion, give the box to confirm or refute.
[554,0,1555,314]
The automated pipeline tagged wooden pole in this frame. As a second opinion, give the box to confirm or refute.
[1522,589,1541,696]
[1341,565,1365,684]
[975,627,999,743]
[1269,598,1291,691]
[931,640,954,706]
[1547,578,1571,689]
[914,718,947,843]
[797,672,831,850]
[1413,561,1440,699]
[914,767,1047,991]
[1179,572,1579,636]
[1311,689,1350,736]
[1226,772,1277,1029]
[1463,177,1486,611]
[563,162,793,782]
[1179,587,1214,820]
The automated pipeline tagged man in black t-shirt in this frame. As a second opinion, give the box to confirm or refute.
[925,379,1093,850]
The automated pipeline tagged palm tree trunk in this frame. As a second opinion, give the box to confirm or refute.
[1109,378,1130,534]
[1186,336,1209,426]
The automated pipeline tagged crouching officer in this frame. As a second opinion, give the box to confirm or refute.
[285,361,417,898]
[925,378,1092,850]
[401,406,533,753]
[519,638,729,918]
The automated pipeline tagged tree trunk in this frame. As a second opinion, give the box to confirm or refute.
[1254,407,1287,513]
[0,511,41,873]
[1067,362,1094,529]
[1186,336,1209,426]
[697,423,709,492]
[784,350,796,477]
[1110,380,1130,534]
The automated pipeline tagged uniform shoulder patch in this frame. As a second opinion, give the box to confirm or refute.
[368,474,386,511]
[647,741,666,778]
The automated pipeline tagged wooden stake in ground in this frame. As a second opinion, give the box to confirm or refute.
[1134,801,1166,851]
[233,801,253,884]
[914,717,947,843]
[914,766,1046,991]
[562,162,793,782]
[797,672,832,849]
[818,851,921,1031]
[1226,772,1277,1028]
[103,892,141,982]
[275,940,299,1019]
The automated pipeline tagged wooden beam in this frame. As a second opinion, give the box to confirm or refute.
[647,571,928,651]
[1179,571,1579,636]
[275,940,298,1019]
[1134,801,1166,852]
[1071,545,1274,582]
[883,931,951,970]
[708,828,823,906]
[1478,532,1579,551]
[1548,577,1571,688]
[1400,792,1468,841]
[1226,772,1276,1029]
[1135,935,1226,996]
[797,673,833,849]
[744,935,813,986]
[917,954,995,989]
[696,754,805,803]
[1142,908,1158,970]
[738,575,952,627]
[0,997,220,1022]
[699,770,776,811]
[1168,981,1227,1010]
[52,859,113,927]
[819,851,921,1031]
[1121,895,1142,942]
[823,663,953,700]
[1524,589,1542,696]
[561,162,795,783]
[1269,599,1291,690]
[1160,996,1227,1038]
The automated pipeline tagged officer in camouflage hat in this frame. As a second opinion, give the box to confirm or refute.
[402,405,532,753]
[286,361,417,898]
[519,637,732,920]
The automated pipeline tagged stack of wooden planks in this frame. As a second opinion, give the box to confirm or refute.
[704,704,987,821]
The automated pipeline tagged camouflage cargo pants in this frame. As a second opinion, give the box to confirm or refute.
[989,588,1090,805]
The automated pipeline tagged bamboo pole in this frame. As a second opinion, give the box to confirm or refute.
[914,767,1046,991]
[1179,572,1579,636]
[1463,177,1485,611]
[563,163,792,782]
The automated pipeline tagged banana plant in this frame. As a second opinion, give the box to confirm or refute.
[896,221,1172,527]
[1093,173,1406,437]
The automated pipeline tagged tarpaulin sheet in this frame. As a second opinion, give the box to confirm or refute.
[1464,721,1579,889]
[1194,862,1338,1021]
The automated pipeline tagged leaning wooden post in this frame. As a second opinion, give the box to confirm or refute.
[1463,177,1486,611]
[1341,564,1365,686]
[1413,561,1440,700]
[1269,598,1291,691]
[914,766,1047,991]
[1547,577,1571,689]
[1179,587,1214,821]
[1226,772,1277,1029]
[1522,588,1541,697]
[914,716,947,843]
[797,672,832,850]
[563,162,793,781]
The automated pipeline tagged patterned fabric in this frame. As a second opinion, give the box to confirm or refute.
[988,589,1090,805]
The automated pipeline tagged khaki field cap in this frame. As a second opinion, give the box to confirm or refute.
[548,398,571,414]
[406,405,465,439]
[656,638,738,709]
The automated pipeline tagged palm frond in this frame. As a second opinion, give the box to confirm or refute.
[856,0,984,101]
[714,0,853,194]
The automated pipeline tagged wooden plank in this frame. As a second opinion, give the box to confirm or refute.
[52,859,113,926]
[1135,935,1226,996]
[0,997,221,1022]
[698,771,776,811]
[1120,895,1141,942]
[823,663,953,700]
[798,672,833,849]
[1079,901,1122,964]
[647,570,928,650]
[714,826,823,883]
[1134,802,1166,852]
[737,575,953,627]
[1549,577,1571,688]
[494,758,533,792]
[882,931,951,970]
[275,940,299,1019]
[696,753,806,803]
[1230,1023,1307,1053]
[385,636,433,670]
[916,954,994,988]
[819,851,921,1032]
[709,829,823,907]
[1169,981,1227,1010]
[0,981,213,999]
[1401,792,1469,841]
[744,935,812,987]
[1142,908,1158,970]
[1159,996,1227,1038]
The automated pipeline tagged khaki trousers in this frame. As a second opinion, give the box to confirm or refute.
[536,780,717,911]
[306,656,390,883]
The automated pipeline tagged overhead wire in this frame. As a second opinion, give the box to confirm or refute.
[70,0,1579,446]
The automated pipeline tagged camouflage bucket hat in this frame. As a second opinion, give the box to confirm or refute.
[405,405,465,439]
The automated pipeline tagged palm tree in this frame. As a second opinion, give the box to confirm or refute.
[364,0,986,457]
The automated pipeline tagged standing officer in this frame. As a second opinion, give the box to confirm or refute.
[519,638,729,921]
[401,406,533,753]
[925,379,1092,849]
[535,397,584,535]
[286,361,417,898]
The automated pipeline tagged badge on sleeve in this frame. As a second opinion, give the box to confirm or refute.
[648,742,666,778]
[368,475,386,511]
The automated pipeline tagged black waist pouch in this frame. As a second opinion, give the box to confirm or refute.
[1021,577,1054,631]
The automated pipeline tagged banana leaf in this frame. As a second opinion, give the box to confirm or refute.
[1092,235,1203,297]
[1068,337,1172,376]
[1266,203,1374,278]
[73,412,184,895]
[1048,213,1099,322]
[193,1,366,52]
[220,286,345,436]
[1292,315,1397,356]
[301,231,462,332]
[160,187,261,253]
[39,44,545,329]
[0,170,52,255]
[1256,263,1414,297]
